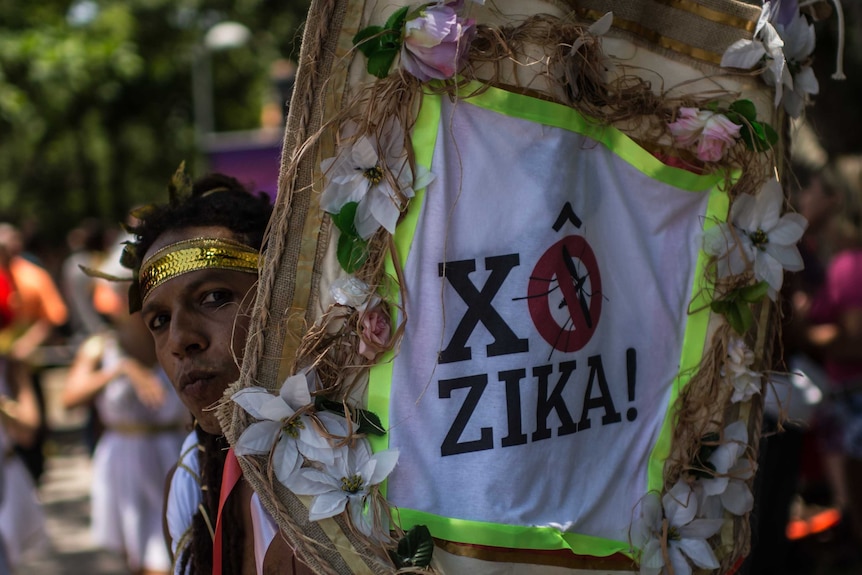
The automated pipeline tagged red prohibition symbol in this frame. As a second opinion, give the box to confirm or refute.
[527,235,602,352]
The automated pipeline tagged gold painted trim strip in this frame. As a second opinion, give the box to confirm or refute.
[435,539,635,570]
[651,0,758,32]
[578,8,726,64]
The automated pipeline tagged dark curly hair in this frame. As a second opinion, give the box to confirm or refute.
[127,172,273,268]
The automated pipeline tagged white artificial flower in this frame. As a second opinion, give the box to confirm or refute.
[291,439,399,541]
[330,276,373,309]
[722,3,819,116]
[633,480,723,575]
[570,11,613,55]
[724,337,762,403]
[567,12,616,96]
[698,421,756,517]
[703,178,807,298]
[320,120,434,239]
[776,10,819,118]
[721,9,790,108]
[232,371,349,490]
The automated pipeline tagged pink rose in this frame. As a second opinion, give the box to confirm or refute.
[400,1,475,82]
[668,107,741,163]
[697,112,742,162]
[668,107,703,147]
[358,305,391,361]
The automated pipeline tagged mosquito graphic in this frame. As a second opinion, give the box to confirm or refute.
[516,236,607,358]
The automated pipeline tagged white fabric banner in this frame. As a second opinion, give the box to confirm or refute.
[383,97,713,544]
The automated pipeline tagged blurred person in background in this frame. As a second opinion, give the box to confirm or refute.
[63,236,189,575]
[751,162,842,575]
[0,246,14,331]
[790,162,862,563]
[0,242,47,570]
[0,222,69,483]
[0,223,68,363]
[61,218,109,343]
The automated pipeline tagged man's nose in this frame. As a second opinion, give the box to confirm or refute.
[168,311,207,357]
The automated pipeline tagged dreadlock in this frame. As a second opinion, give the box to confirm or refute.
[176,428,245,575]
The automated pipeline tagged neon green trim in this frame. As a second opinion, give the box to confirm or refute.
[450,80,724,191]
[396,509,633,558]
[647,182,731,492]
[368,92,441,457]
[365,82,732,557]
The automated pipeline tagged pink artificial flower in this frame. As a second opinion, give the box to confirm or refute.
[401,1,476,82]
[697,112,742,162]
[358,305,391,360]
[668,107,742,163]
[668,107,703,147]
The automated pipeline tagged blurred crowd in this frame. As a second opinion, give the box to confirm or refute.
[747,147,862,574]
[0,217,188,574]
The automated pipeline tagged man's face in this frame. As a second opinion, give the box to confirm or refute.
[140,226,258,435]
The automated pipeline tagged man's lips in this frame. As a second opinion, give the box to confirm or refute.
[179,371,219,398]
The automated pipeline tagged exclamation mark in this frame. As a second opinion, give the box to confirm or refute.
[626,348,637,421]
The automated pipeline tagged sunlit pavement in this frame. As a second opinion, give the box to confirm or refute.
[15,432,127,575]
[15,363,127,575]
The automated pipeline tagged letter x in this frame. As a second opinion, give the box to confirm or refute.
[438,254,528,364]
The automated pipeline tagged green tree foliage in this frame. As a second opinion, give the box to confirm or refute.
[0,0,309,244]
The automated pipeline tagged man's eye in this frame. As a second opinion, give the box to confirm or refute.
[149,313,169,331]
[202,290,232,306]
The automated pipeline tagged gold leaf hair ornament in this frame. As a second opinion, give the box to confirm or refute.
[167,161,194,206]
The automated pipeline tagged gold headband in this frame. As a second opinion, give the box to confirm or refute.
[139,237,259,304]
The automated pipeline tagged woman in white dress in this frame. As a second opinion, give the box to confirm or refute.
[64,255,189,575]
[0,356,47,571]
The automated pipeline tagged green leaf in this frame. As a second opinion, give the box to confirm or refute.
[716,297,754,335]
[739,281,769,303]
[337,233,368,274]
[314,398,387,436]
[738,124,756,150]
[391,525,434,568]
[734,300,755,334]
[353,25,385,57]
[727,99,777,153]
[750,120,768,142]
[762,122,779,147]
[330,203,368,272]
[710,300,732,315]
[724,111,743,126]
[330,202,360,235]
[729,99,757,122]
[384,6,410,31]
[352,7,408,78]
[367,48,400,78]
[748,121,777,152]
[725,303,745,334]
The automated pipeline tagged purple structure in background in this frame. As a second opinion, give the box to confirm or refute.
[205,128,283,201]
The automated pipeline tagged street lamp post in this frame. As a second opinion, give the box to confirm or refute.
[191,21,251,146]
